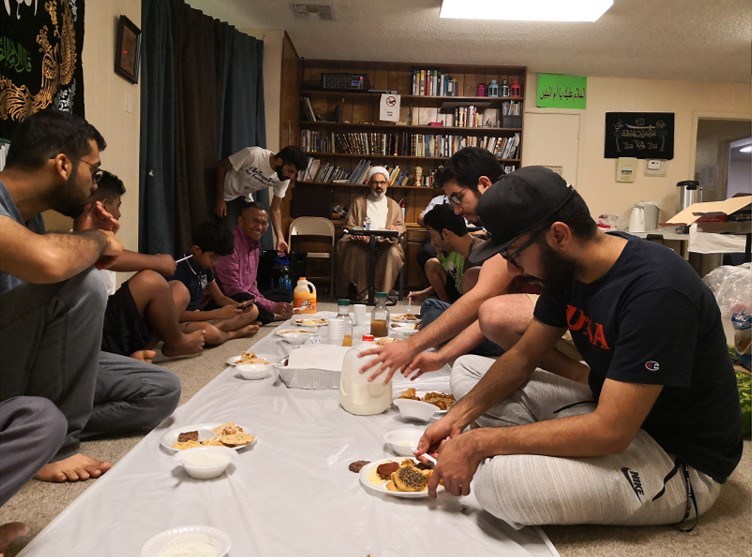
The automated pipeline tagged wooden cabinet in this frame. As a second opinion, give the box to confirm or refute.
[290,59,527,295]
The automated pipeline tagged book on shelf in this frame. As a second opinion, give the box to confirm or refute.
[301,96,317,122]
[412,68,458,97]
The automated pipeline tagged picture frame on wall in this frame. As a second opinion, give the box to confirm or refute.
[114,15,141,84]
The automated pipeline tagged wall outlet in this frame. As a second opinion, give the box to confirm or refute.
[645,159,666,176]
[616,157,637,183]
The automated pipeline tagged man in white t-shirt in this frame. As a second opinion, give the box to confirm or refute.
[215,146,308,253]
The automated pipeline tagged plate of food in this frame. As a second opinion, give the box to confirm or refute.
[390,322,419,337]
[374,336,400,346]
[391,313,421,323]
[359,457,443,498]
[225,351,282,367]
[396,388,456,413]
[160,422,256,452]
[291,316,328,327]
[141,524,230,557]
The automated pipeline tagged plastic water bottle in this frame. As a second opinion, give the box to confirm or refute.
[328,299,354,346]
[370,291,390,337]
[340,334,393,415]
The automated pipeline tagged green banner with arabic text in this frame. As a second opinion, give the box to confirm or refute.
[537,73,586,109]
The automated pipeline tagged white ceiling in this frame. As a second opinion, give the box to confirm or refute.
[186,0,752,83]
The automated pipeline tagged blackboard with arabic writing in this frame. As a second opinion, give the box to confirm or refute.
[604,112,674,159]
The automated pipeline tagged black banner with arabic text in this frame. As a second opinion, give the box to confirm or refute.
[604,112,674,160]
[0,0,85,141]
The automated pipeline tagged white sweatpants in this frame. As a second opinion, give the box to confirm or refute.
[451,355,722,529]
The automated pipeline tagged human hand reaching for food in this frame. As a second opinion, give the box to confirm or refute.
[425,430,483,498]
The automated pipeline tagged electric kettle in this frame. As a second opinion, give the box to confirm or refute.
[628,201,660,233]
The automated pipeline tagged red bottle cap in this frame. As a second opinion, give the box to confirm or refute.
[362,334,375,342]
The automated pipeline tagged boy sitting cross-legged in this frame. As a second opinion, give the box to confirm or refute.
[170,221,261,346]
[90,171,206,359]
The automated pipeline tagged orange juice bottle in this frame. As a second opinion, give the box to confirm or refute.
[293,277,317,314]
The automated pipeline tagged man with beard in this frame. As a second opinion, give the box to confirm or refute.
[0,109,181,491]
[416,166,742,529]
[215,145,308,254]
[360,149,586,382]
[336,166,406,299]
[214,202,293,323]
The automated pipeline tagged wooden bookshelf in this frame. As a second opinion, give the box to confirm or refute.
[292,59,527,292]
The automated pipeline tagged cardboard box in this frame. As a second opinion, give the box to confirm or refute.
[665,196,752,225]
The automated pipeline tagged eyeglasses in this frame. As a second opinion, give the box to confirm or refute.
[448,187,468,206]
[76,158,104,183]
[498,228,545,268]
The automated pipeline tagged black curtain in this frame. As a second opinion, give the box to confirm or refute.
[139,0,175,253]
[139,0,266,254]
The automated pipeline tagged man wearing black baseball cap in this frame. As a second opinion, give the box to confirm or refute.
[415,166,742,528]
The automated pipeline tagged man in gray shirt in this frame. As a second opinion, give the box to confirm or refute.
[0,109,180,495]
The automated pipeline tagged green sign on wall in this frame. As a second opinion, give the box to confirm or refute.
[537,73,587,109]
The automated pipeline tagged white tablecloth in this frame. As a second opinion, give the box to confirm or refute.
[19,319,558,557]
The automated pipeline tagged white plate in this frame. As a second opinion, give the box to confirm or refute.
[225,353,283,367]
[141,525,230,557]
[275,328,317,337]
[160,423,257,452]
[291,316,328,327]
[359,458,443,498]
[394,390,454,415]
[391,313,421,323]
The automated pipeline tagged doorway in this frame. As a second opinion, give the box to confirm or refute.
[694,118,751,202]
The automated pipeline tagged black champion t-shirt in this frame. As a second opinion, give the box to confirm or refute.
[535,233,742,483]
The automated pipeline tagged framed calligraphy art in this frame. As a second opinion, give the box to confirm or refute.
[114,15,141,84]
[604,112,675,159]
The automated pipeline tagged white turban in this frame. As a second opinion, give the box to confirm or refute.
[367,166,390,182]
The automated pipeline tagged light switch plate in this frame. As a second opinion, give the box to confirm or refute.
[616,157,637,183]
[645,159,666,176]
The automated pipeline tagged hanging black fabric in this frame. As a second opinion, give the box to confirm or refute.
[139,0,176,253]
[139,0,266,254]
[0,0,86,139]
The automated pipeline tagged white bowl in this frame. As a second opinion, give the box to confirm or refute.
[393,398,438,422]
[236,363,273,380]
[141,525,231,557]
[384,428,424,456]
[281,332,311,345]
[174,446,237,479]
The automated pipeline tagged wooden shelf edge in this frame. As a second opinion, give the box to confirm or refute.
[300,121,522,133]
[295,181,437,190]
[302,152,521,162]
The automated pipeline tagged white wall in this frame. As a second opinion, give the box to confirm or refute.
[45,0,142,261]
[523,74,751,224]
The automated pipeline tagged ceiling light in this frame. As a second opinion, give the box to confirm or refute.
[440,0,613,22]
[740,145,752,153]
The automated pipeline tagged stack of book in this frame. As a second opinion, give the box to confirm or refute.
[298,158,350,183]
[411,69,459,96]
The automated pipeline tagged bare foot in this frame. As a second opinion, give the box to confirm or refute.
[130,349,157,363]
[162,329,206,357]
[34,453,112,483]
[0,522,28,555]
[236,323,260,338]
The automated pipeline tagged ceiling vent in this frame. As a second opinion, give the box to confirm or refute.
[290,4,334,20]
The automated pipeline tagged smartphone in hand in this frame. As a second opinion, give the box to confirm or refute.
[236,299,255,309]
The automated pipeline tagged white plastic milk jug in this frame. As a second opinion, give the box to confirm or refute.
[339,334,393,415]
